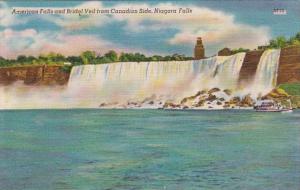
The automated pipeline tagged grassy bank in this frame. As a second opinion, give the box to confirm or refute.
[278,83,300,95]
[277,83,300,108]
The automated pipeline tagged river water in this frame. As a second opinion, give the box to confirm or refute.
[0,109,299,189]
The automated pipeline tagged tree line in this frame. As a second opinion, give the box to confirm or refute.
[0,51,193,68]
[268,32,300,48]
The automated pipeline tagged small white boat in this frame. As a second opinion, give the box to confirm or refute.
[254,100,293,113]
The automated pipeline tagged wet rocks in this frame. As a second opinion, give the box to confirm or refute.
[229,96,241,104]
[239,94,255,107]
[163,102,180,109]
[98,87,261,110]
[180,90,206,104]
[195,99,205,107]
[223,89,232,96]
[208,88,220,94]
[206,94,217,102]
[177,88,236,109]
[99,102,119,108]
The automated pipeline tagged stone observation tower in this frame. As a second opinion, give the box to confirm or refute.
[194,37,205,60]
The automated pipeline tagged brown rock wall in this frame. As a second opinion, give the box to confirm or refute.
[238,50,264,85]
[0,65,70,85]
[277,46,300,84]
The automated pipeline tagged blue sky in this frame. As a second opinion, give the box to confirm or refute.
[1,0,300,58]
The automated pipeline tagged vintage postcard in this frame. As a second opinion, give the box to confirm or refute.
[0,0,299,189]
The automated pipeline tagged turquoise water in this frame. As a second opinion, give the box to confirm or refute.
[0,109,299,190]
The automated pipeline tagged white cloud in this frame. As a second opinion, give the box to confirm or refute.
[44,1,109,30]
[108,2,270,53]
[0,28,151,58]
[1,1,271,56]
[43,1,270,54]
[0,2,27,27]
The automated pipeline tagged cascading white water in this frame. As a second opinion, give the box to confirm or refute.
[67,53,246,107]
[213,52,246,89]
[248,49,281,97]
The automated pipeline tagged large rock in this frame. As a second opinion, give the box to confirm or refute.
[206,94,217,101]
[208,88,220,94]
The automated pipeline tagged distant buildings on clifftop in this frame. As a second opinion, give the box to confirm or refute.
[194,37,235,59]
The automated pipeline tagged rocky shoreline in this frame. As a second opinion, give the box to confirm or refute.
[99,87,300,110]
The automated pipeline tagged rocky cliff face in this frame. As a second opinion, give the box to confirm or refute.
[277,46,300,84]
[238,50,264,86]
[0,65,69,85]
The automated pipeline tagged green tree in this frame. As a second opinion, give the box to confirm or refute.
[231,48,250,54]
[17,55,27,63]
[104,50,118,62]
[133,53,146,62]
[27,56,36,62]
[38,54,48,62]
[47,52,65,62]
[290,38,300,46]
[80,51,96,65]
[67,56,83,65]
[269,36,287,48]
[119,53,130,62]
[0,56,8,67]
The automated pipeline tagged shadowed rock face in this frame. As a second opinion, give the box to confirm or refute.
[277,46,300,84]
[0,65,69,85]
[238,50,264,86]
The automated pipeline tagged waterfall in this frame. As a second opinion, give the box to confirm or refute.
[1,49,283,109]
[249,49,281,96]
[67,53,246,107]
[213,52,246,89]
[0,49,284,109]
